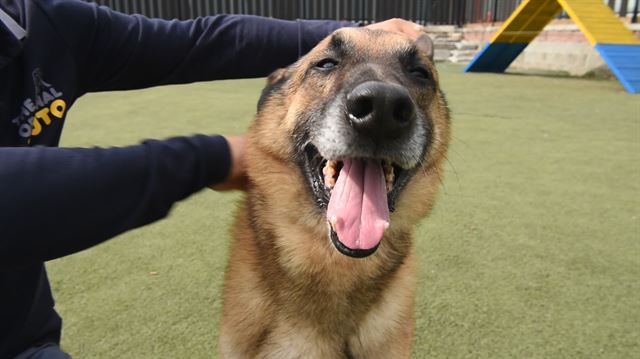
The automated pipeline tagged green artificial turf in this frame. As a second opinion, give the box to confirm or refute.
[48,64,640,358]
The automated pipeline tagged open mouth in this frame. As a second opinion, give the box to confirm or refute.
[303,144,414,258]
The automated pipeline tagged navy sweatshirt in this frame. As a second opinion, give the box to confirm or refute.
[0,0,354,356]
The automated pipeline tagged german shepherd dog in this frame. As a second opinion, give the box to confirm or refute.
[220,27,450,358]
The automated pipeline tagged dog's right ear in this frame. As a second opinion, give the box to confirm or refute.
[258,68,289,111]
[267,68,288,86]
[415,34,434,62]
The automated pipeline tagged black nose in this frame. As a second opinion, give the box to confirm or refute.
[346,81,415,140]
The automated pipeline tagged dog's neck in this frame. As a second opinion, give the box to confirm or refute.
[242,191,413,324]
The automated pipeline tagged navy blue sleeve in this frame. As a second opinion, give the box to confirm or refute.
[0,135,230,270]
[38,0,355,92]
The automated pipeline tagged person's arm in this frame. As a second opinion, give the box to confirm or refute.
[36,0,355,93]
[0,135,232,270]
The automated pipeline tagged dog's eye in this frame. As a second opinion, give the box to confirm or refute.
[409,67,430,80]
[315,58,339,70]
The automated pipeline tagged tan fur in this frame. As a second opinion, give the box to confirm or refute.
[219,28,450,358]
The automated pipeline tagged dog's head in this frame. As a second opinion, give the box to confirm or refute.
[247,28,450,260]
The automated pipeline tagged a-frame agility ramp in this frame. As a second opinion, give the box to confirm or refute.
[465,0,640,93]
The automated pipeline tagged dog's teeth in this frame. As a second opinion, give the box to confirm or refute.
[329,216,338,231]
[324,167,335,177]
[386,176,394,192]
[323,163,335,176]
[383,161,394,193]
[323,160,339,190]
[385,171,394,183]
[383,221,390,230]
[324,175,336,189]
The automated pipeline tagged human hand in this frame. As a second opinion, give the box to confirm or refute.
[365,18,424,41]
[210,135,248,191]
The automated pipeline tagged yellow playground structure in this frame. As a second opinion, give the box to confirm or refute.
[465,0,640,93]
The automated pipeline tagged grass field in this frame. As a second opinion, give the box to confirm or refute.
[49,64,639,358]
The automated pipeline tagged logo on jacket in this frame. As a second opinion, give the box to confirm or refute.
[11,68,67,139]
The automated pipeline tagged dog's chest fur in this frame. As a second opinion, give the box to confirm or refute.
[219,203,417,358]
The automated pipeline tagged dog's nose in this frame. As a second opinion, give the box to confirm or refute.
[346,81,415,140]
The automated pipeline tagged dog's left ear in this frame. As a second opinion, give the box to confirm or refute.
[267,68,288,86]
[415,34,434,62]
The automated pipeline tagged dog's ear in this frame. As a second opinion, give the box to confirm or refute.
[415,34,434,62]
[258,68,289,111]
[266,68,288,86]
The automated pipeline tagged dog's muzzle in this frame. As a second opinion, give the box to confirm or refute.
[300,81,428,259]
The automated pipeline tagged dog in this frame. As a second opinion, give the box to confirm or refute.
[219,27,450,358]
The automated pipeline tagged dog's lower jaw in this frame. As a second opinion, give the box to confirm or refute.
[329,227,381,258]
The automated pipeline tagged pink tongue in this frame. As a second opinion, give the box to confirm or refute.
[327,159,390,251]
